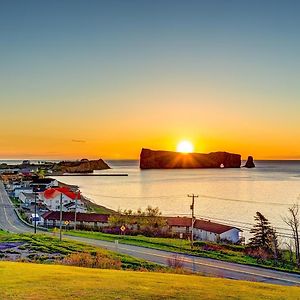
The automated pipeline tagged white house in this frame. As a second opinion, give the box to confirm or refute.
[39,187,86,213]
[194,219,242,243]
[19,192,36,206]
[14,187,33,198]
[30,178,58,191]
[167,217,242,243]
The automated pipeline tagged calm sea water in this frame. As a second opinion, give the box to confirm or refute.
[51,160,300,239]
[2,159,299,239]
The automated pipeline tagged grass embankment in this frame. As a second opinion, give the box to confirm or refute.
[66,230,299,273]
[84,199,115,214]
[1,261,300,300]
[56,180,115,214]
[0,232,166,272]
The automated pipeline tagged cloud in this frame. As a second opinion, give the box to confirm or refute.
[71,139,86,143]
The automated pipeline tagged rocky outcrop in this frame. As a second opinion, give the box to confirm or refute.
[140,148,241,169]
[243,156,255,168]
[52,159,110,174]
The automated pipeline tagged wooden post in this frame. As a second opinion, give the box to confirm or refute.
[59,192,63,241]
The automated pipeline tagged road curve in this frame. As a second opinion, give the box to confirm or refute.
[0,182,34,233]
[1,181,300,286]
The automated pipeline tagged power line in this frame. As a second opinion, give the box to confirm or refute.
[91,192,294,207]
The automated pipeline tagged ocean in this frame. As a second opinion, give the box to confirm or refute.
[51,160,300,240]
[2,159,299,240]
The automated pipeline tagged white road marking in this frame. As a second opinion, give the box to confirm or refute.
[0,184,22,232]
[68,236,300,285]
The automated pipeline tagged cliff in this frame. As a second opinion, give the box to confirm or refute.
[140,148,241,169]
[52,159,110,174]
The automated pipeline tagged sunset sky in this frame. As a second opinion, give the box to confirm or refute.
[1,1,299,160]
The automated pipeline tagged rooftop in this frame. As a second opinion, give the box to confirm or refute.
[43,187,80,200]
[42,211,109,223]
[166,217,241,234]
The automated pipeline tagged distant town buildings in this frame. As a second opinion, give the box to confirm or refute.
[1,165,242,244]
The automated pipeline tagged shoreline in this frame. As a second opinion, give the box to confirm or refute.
[55,179,116,215]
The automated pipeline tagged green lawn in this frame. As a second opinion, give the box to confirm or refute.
[0,232,168,272]
[0,261,299,300]
[66,230,298,273]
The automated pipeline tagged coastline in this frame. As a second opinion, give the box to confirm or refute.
[55,179,115,215]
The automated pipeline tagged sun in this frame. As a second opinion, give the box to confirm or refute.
[176,140,194,153]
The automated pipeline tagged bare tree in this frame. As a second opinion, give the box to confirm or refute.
[283,204,300,268]
[269,228,281,263]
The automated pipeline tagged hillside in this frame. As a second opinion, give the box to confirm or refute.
[1,262,299,300]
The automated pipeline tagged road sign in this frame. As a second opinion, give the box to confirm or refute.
[64,221,70,225]
[120,225,126,232]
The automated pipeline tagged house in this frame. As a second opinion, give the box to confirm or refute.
[42,211,109,228]
[14,187,33,198]
[39,187,86,212]
[0,173,23,184]
[19,192,36,206]
[30,178,58,191]
[167,217,242,243]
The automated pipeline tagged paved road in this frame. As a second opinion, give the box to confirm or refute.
[0,182,34,233]
[1,181,300,286]
[65,235,300,286]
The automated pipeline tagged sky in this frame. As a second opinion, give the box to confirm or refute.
[0,0,299,160]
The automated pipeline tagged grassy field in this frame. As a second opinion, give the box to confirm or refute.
[66,230,298,273]
[0,261,299,300]
[0,232,168,272]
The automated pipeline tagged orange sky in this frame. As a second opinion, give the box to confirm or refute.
[1,84,299,160]
[1,2,299,160]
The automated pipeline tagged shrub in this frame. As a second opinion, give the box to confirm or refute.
[167,254,184,269]
[60,252,121,270]
[245,247,272,263]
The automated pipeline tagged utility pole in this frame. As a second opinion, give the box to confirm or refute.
[34,191,37,234]
[188,194,198,250]
[74,189,79,230]
[59,192,63,241]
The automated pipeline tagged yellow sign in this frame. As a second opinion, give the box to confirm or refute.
[120,225,126,232]
[64,221,70,225]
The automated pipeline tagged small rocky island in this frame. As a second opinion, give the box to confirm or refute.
[52,159,110,174]
[140,148,242,169]
[243,156,255,168]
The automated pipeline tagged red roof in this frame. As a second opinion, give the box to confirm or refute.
[167,217,192,227]
[166,217,240,234]
[42,211,109,223]
[43,187,80,200]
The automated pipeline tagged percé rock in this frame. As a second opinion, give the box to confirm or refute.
[140,148,241,169]
[52,159,110,174]
[244,156,255,168]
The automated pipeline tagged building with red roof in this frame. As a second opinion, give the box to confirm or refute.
[39,187,86,213]
[166,217,242,243]
[42,211,109,228]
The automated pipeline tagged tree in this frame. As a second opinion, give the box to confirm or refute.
[268,228,281,263]
[142,206,167,229]
[283,204,300,268]
[108,206,166,233]
[249,212,273,251]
